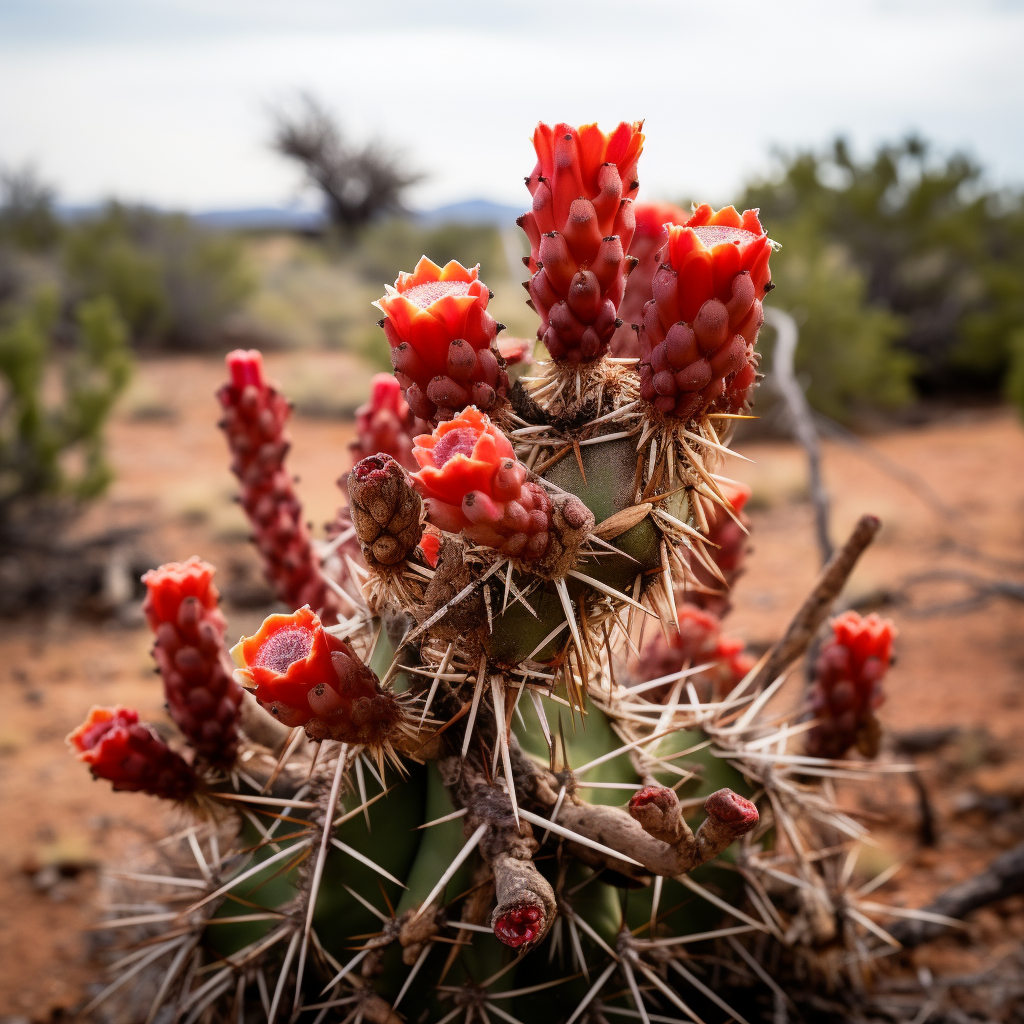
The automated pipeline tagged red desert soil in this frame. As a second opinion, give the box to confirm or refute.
[1,353,1023,1017]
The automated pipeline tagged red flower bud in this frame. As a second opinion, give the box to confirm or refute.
[68,706,197,801]
[521,121,644,363]
[636,603,753,702]
[806,611,897,760]
[218,350,337,618]
[348,373,419,473]
[688,481,752,617]
[233,606,401,746]
[375,258,509,424]
[637,205,773,419]
[141,558,243,766]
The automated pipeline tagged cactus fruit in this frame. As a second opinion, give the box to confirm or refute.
[76,120,908,1024]
[638,204,773,420]
[68,706,197,800]
[806,610,896,759]
[142,557,244,765]
[348,372,419,473]
[519,121,644,364]
[218,349,339,618]
[376,257,509,424]
[610,200,688,357]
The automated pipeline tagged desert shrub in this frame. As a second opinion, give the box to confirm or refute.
[0,290,131,514]
[740,137,1024,398]
[761,222,915,422]
[351,217,505,286]
[0,165,60,253]
[63,203,254,349]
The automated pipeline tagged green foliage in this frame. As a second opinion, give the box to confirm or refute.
[740,137,1024,399]
[351,217,506,287]
[0,166,60,252]
[0,291,131,513]
[762,223,915,421]
[63,203,254,349]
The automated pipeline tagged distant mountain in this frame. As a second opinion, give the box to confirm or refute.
[57,199,523,231]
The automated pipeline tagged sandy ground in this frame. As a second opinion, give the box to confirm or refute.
[1,353,1023,1017]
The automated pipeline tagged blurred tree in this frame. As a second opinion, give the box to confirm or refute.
[63,204,253,349]
[740,137,1024,398]
[0,165,60,252]
[272,95,424,234]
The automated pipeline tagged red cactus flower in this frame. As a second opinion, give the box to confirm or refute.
[142,558,243,766]
[688,481,752,617]
[218,350,337,619]
[68,706,197,801]
[233,606,401,745]
[610,201,688,357]
[493,904,544,948]
[806,612,896,760]
[411,408,553,561]
[375,258,509,424]
[636,603,753,702]
[519,120,644,364]
[638,204,773,420]
[348,373,419,473]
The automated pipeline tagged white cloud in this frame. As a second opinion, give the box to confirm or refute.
[1,0,1022,210]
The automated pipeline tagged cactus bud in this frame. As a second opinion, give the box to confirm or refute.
[806,612,896,760]
[637,205,773,420]
[232,606,402,746]
[348,454,424,571]
[521,121,644,363]
[68,706,198,801]
[142,557,243,766]
[218,350,337,617]
[348,373,419,474]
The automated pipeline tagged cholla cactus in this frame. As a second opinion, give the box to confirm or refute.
[75,120,911,1024]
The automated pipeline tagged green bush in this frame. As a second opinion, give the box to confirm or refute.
[0,290,131,513]
[63,204,254,349]
[761,221,915,422]
[739,137,1024,399]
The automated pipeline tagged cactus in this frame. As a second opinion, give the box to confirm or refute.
[75,120,907,1024]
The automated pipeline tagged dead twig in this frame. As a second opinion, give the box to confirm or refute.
[888,838,1024,947]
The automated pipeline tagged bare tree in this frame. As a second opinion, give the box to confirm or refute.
[272,95,424,233]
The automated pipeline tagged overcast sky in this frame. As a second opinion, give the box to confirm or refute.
[1,0,1023,212]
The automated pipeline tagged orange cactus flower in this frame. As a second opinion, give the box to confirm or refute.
[638,204,774,420]
[375,258,508,423]
[411,408,553,560]
[232,606,400,745]
[68,706,197,801]
[519,121,645,364]
[806,611,897,760]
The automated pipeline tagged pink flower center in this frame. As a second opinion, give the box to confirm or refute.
[691,225,759,249]
[402,280,472,308]
[255,627,314,673]
[432,427,479,467]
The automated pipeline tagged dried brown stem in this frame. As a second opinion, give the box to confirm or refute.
[439,754,556,950]
[752,512,881,690]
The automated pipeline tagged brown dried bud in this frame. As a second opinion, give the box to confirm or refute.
[348,454,424,572]
[532,492,595,578]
